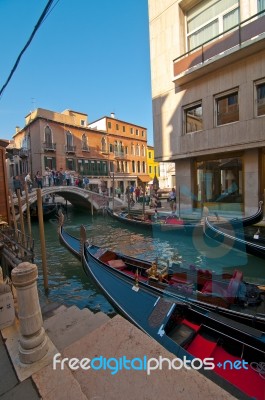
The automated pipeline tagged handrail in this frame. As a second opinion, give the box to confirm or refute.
[173,9,265,64]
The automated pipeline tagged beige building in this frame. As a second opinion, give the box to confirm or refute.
[8,108,149,194]
[148,0,265,214]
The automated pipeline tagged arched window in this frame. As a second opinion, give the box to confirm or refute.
[131,144,135,155]
[137,161,141,173]
[45,125,52,146]
[82,134,89,151]
[132,160,135,173]
[142,161,146,173]
[136,144,140,156]
[141,145,145,157]
[66,130,74,152]
[101,137,107,152]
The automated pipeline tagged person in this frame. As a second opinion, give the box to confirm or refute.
[13,176,22,197]
[116,187,121,199]
[25,172,33,193]
[65,169,71,186]
[135,187,140,202]
[168,188,176,213]
[35,171,43,189]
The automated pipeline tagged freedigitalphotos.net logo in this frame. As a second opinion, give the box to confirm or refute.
[53,354,249,375]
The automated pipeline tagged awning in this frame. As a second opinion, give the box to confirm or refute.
[138,175,151,183]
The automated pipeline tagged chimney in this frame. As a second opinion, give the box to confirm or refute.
[110,112,115,119]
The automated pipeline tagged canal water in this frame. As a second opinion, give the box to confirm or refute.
[32,206,265,317]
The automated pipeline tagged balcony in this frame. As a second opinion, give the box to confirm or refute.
[65,145,76,154]
[114,151,127,159]
[81,145,90,152]
[43,142,56,152]
[19,148,29,158]
[173,12,265,85]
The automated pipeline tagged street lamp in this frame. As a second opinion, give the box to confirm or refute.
[153,174,159,217]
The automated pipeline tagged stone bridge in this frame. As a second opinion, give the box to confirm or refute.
[19,186,124,213]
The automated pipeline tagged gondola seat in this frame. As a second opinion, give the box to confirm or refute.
[201,270,243,301]
[108,259,127,270]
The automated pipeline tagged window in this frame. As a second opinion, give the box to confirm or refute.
[44,125,52,146]
[142,162,146,173]
[132,160,136,173]
[130,127,134,134]
[131,144,135,155]
[108,121,111,129]
[66,158,75,171]
[136,144,140,156]
[149,166,152,174]
[136,129,139,136]
[80,119,85,126]
[184,103,203,134]
[66,131,74,151]
[137,161,141,173]
[142,130,145,137]
[141,146,145,157]
[195,157,242,204]
[123,126,126,132]
[82,134,89,151]
[148,151,151,158]
[116,124,119,130]
[258,0,265,14]
[101,137,107,152]
[187,0,239,51]
[255,80,265,117]
[215,90,239,126]
[109,143,113,152]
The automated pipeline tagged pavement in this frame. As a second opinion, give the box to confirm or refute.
[0,304,240,400]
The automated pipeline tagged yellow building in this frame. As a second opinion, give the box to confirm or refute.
[147,146,160,181]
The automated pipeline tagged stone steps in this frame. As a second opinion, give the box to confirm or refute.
[32,304,111,400]
[43,305,109,352]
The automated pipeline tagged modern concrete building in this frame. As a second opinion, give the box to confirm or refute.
[7,109,150,195]
[148,0,265,214]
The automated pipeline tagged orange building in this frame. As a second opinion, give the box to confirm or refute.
[8,108,150,195]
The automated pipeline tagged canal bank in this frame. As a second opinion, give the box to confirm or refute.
[1,300,241,400]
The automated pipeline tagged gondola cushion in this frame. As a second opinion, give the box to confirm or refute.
[108,259,126,269]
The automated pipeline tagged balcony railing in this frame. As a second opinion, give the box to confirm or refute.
[43,142,56,151]
[81,145,90,152]
[65,145,76,153]
[114,151,127,159]
[19,148,29,158]
[173,11,265,81]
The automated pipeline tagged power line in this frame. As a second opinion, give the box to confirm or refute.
[0,0,56,99]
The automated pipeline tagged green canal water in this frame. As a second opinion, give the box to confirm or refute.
[31,206,265,317]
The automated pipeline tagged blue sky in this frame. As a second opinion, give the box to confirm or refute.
[0,0,153,144]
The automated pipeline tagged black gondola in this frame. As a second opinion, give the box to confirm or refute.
[204,215,265,260]
[59,225,265,400]
[58,224,265,331]
[107,201,263,235]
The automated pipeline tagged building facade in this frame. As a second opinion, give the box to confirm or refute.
[8,109,150,195]
[148,0,265,214]
[147,146,160,181]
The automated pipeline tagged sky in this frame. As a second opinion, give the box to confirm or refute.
[0,0,154,144]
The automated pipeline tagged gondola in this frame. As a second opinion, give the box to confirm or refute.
[29,202,65,221]
[74,227,265,400]
[204,216,265,260]
[58,223,265,331]
[107,201,263,235]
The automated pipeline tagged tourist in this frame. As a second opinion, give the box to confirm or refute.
[13,176,22,197]
[35,171,43,189]
[135,187,140,202]
[25,172,33,193]
[168,188,176,213]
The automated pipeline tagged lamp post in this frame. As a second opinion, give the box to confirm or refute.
[153,174,159,217]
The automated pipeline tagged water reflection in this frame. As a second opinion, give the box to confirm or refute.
[33,207,265,316]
